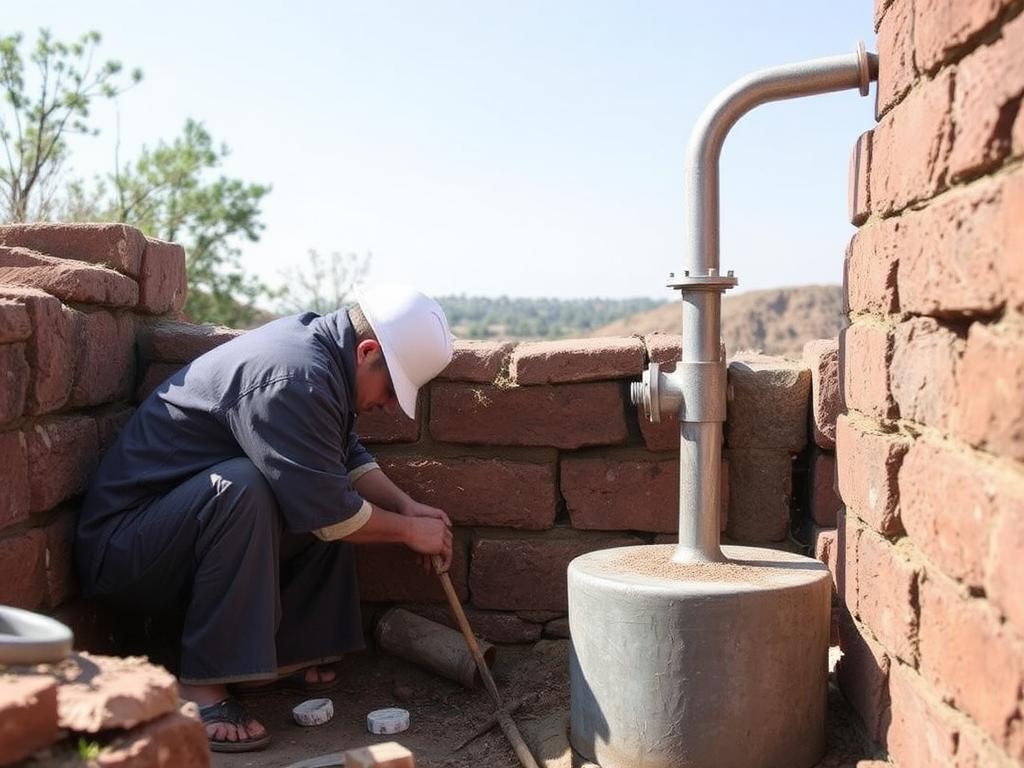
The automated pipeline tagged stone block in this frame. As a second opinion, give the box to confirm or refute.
[0,343,29,427]
[913,0,1014,72]
[137,237,187,315]
[510,337,644,384]
[145,321,245,364]
[802,338,840,449]
[843,218,901,315]
[378,455,556,529]
[956,321,1024,462]
[0,430,29,531]
[357,533,469,603]
[439,340,515,382]
[69,309,137,407]
[988,488,1024,634]
[25,416,100,513]
[0,298,31,343]
[0,287,74,415]
[835,414,909,536]
[0,223,146,276]
[355,406,420,444]
[875,0,916,117]
[0,529,47,609]
[890,317,962,432]
[856,528,920,666]
[839,323,897,421]
[93,709,210,767]
[723,449,792,543]
[848,130,872,226]
[808,449,841,527]
[0,246,138,307]
[0,675,59,766]
[725,356,809,451]
[886,662,960,768]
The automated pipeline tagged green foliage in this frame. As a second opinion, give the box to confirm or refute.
[72,119,271,327]
[437,295,665,339]
[277,249,370,315]
[77,737,101,760]
[0,29,141,221]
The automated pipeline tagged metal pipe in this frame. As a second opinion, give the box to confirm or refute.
[633,43,878,564]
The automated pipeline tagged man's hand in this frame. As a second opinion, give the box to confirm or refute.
[399,498,451,528]
[404,516,453,573]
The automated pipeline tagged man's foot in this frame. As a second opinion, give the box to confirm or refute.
[234,665,340,693]
[180,683,270,752]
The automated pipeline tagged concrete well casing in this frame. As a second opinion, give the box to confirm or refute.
[568,544,831,768]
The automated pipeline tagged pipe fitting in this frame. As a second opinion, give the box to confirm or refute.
[631,362,683,423]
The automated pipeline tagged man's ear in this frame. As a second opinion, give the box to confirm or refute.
[355,339,381,364]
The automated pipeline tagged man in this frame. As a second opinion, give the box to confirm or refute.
[74,284,455,752]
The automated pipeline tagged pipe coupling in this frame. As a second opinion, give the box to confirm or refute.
[631,361,727,423]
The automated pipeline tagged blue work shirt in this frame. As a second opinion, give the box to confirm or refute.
[76,310,376,586]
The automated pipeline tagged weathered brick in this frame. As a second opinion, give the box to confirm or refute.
[844,219,901,316]
[949,11,1024,180]
[898,173,1018,317]
[919,573,1024,755]
[25,416,100,513]
[899,441,1001,586]
[835,414,909,536]
[803,339,840,450]
[68,309,137,407]
[564,456,674,533]
[0,675,59,765]
[645,334,681,366]
[94,405,135,452]
[0,287,74,415]
[0,343,29,426]
[469,529,642,611]
[43,510,76,606]
[856,529,919,665]
[430,382,627,449]
[0,246,138,307]
[0,297,31,342]
[956,321,1024,461]
[837,612,891,745]
[837,506,861,616]
[809,449,841,527]
[137,237,187,315]
[511,337,644,385]
[725,355,809,451]
[875,0,895,30]
[839,323,897,420]
[988,485,1024,633]
[876,0,917,116]
[438,340,515,382]
[0,223,146,275]
[849,130,873,225]
[914,0,1015,72]
[886,662,959,768]
[1004,171,1024,311]
[637,414,678,452]
[811,525,838,590]
[136,362,183,402]
[0,529,47,608]
[357,534,469,603]
[402,603,543,644]
[145,321,245,364]
[92,709,210,767]
[724,448,791,543]
[0,430,29,531]
[891,317,963,431]
[870,68,954,216]
[378,455,556,529]
[355,407,420,444]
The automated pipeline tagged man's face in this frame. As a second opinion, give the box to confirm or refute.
[354,339,399,415]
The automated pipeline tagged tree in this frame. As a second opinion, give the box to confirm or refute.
[74,119,272,327]
[0,29,141,221]
[276,249,370,316]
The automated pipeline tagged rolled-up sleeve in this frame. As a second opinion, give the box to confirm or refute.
[219,376,367,533]
[346,432,377,478]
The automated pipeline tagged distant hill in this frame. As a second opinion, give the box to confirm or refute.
[591,285,845,358]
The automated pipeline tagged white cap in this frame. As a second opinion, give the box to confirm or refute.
[357,284,454,419]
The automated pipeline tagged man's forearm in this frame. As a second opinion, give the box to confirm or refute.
[353,467,413,513]
[337,503,411,544]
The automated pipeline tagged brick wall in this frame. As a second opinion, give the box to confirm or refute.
[834,2,1024,765]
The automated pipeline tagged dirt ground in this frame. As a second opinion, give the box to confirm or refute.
[212,642,889,768]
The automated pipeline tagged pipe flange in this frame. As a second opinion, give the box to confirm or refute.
[856,41,871,96]
[666,273,738,292]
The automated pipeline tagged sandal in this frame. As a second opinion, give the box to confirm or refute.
[198,696,272,753]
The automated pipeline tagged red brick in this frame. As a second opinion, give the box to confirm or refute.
[0,430,29,531]
[844,219,901,316]
[0,297,31,342]
[835,415,909,536]
[43,510,76,606]
[898,174,1017,317]
[870,68,954,215]
[0,223,146,276]
[849,130,873,225]
[511,337,644,385]
[949,12,1024,180]
[355,406,420,444]
[0,343,29,426]
[914,0,1014,71]
[438,340,515,382]
[135,362,183,402]
[837,507,861,616]
[956,322,1024,461]
[94,709,210,767]
[856,529,920,665]
[0,287,74,415]
[876,0,917,116]
[469,529,642,611]
[839,323,897,420]
[724,448,791,542]
[0,529,47,608]
[0,246,138,307]
[919,573,1024,755]
[899,441,1001,586]
[68,309,137,407]
[1004,171,1024,311]
[803,339,840,450]
[875,0,894,30]
[891,317,963,431]
[812,525,838,590]
[137,237,187,315]
[637,414,678,452]
[837,613,891,744]
[0,675,59,765]
[564,456,679,533]
[809,449,841,527]
[988,484,1024,633]
[886,662,959,768]
[94,405,135,452]
[356,534,469,603]
[429,382,627,449]
[145,321,245,363]
[378,455,556,529]
[25,416,100,513]
[725,356,810,451]
[645,334,681,366]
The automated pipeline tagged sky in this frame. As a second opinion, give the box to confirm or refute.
[6,1,877,301]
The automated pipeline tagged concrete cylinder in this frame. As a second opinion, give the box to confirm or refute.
[568,544,831,768]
